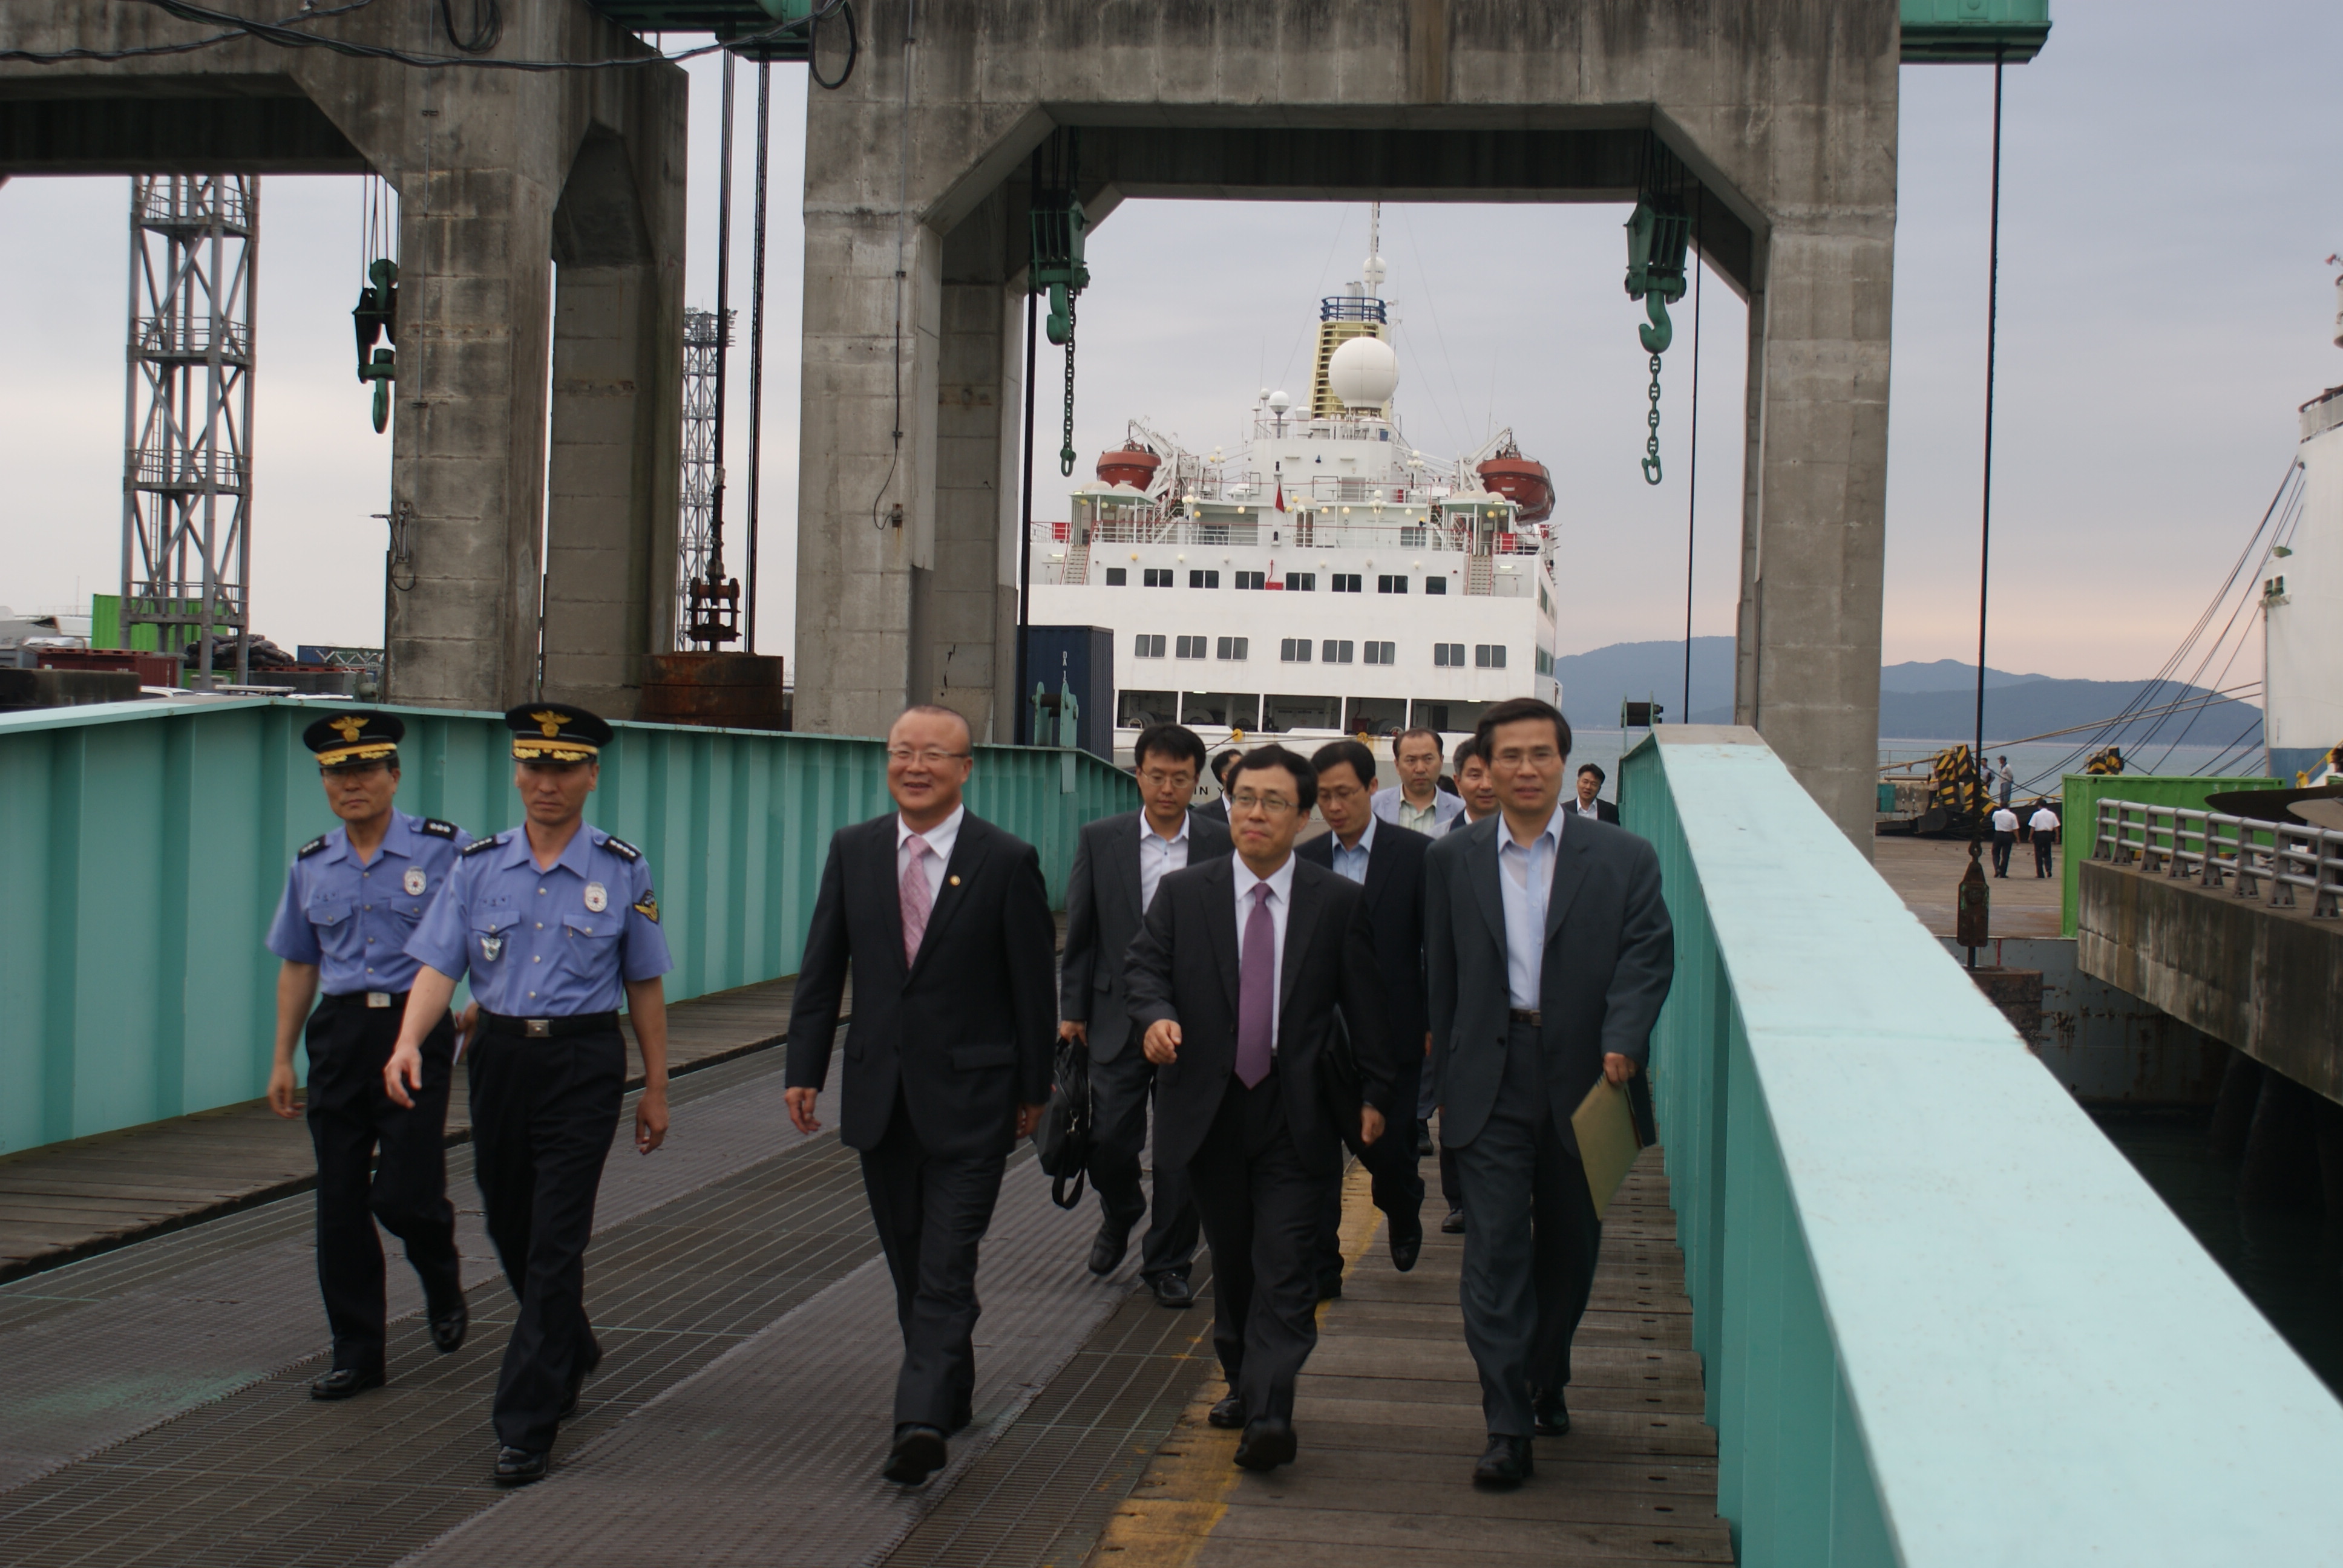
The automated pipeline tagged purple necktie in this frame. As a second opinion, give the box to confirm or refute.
[1236,883,1275,1088]
[900,838,934,967]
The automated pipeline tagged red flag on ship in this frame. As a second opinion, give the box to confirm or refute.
[1274,468,1285,512]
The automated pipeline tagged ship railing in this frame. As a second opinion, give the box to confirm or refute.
[1622,729,2343,1564]
[2092,797,2343,915]
[1045,516,1548,561]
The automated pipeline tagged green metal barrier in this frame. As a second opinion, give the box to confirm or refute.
[0,698,1137,1155]
[1620,725,2343,1566]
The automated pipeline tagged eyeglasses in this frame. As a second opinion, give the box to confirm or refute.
[1228,792,1297,816]
[1492,746,1562,768]
[886,746,971,766]
[1138,768,1196,789]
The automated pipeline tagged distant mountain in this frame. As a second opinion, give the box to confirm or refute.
[1555,638,2260,744]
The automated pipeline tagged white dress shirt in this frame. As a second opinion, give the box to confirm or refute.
[1231,853,1295,1054]
[1329,812,1377,885]
[1139,809,1191,913]
[1991,807,2019,834]
[896,803,965,903]
[2029,808,2060,835]
[1496,806,1565,1011]
[1571,797,1602,819]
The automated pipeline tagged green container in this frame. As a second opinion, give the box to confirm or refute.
[2058,771,2278,935]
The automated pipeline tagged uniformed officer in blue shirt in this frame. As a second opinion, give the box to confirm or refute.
[387,702,673,1487]
[264,709,471,1400]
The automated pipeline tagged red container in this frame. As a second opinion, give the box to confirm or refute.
[39,648,182,688]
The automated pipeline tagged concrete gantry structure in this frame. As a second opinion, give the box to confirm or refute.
[0,1,687,717]
[796,1,1896,839]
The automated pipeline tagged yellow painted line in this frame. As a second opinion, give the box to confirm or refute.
[1085,1160,1384,1568]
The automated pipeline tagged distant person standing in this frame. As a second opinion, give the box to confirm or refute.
[1199,748,1244,823]
[2030,802,2060,878]
[393,703,673,1486]
[1990,804,2019,878]
[1375,727,1466,836]
[264,710,470,1403]
[1570,764,1619,823]
[1997,757,2015,809]
[1452,737,1499,831]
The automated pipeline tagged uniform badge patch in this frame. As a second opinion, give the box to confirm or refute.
[632,893,659,924]
[584,882,608,913]
[404,867,427,897]
[480,933,505,964]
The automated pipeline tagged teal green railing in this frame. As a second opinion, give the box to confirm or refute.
[0,699,1137,1155]
[1620,725,2343,1566]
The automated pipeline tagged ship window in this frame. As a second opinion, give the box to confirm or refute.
[1345,697,1401,736]
[1176,635,1208,659]
[1322,639,1354,665]
[1433,642,1465,668]
[1363,642,1395,666]
[1133,634,1167,659]
[1119,690,1176,728]
[1280,638,1312,663]
[1143,568,1175,588]
[1537,583,1550,613]
[1234,571,1267,590]
[1105,567,1128,586]
[1377,575,1408,595]
[1400,526,1427,549]
[1285,572,1316,592]
[1262,694,1340,732]
[1424,577,1447,596]
[1330,573,1363,593]
[1180,691,1260,730]
[1216,636,1250,661]
[1535,647,1553,675]
[1475,644,1508,669]
[1190,569,1220,589]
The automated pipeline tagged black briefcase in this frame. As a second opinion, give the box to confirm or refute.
[1033,1034,1093,1210]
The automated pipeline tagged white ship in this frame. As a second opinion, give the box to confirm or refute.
[1029,208,1562,763]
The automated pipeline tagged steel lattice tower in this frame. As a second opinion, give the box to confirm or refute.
[677,305,730,649]
[122,175,257,685]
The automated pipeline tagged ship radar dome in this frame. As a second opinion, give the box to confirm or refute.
[1326,335,1399,410]
[1267,390,1291,414]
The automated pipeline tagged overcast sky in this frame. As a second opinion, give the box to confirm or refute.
[2,1,2336,682]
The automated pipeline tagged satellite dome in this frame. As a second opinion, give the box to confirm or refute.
[1267,389,1292,414]
[1326,335,1399,410]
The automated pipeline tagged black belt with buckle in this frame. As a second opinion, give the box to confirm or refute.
[324,988,408,1011]
[1508,1008,1542,1025]
[479,1010,620,1040]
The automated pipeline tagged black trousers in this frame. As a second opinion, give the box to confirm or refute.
[1186,1070,1323,1425]
[2034,834,2055,876]
[1991,831,2015,876]
[468,1026,624,1454]
[1311,1054,1426,1286]
[304,995,460,1375]
[1087,1045,1200,1280]
[860,1092,1009,1430]
[1452,1019,1602,1437]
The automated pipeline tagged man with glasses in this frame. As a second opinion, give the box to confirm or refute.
[1126,745,1398,1473]
[784,706,1058,1488]
[1424,697,1673,1489]
[1297,738,1430,1297]
[1060,724,1229,1307]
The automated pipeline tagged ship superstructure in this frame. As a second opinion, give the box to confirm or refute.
[1029,212,1561,757]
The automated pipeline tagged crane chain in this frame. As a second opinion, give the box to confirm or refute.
[1642,352,1664,485]
[1059,294,1078,477]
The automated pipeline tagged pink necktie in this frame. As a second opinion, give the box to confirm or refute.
[1235,883,1275,1088]
[900,838,934,967]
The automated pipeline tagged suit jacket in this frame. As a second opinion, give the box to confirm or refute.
[1198,797,1230,824]
[1058,808,1233,1062]
[785,810,1058,1160]
[1372,785,1467,832]
[1424,812,1674,1154]
[1124,855,1397,1177]
[1570,799,1622,825]
[1294,820,1430,1053]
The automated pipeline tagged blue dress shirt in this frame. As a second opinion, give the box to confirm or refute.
[266,810,471,995]
[404,824,673,1016]
[1329,813,1377,886]
[1496,806,1564,1010]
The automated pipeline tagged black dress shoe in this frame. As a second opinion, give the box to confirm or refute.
[1386,1211,1423,1273]
[1088,1220,1135,1278]
[1315,1272,1343,1302]
[428,1295,468,1354]
[885,1424,949,1486]
[1472,1433,1533,1488]
[1440,1207,1466,1235]
[1234,1416,1297,1471]
[1415,1123,1434,1157]
[1147,1273,1195,1309]
[1532,1389,1570,1437]
[494,1445,549,1485]
[309,1368,384,1401]
[1207,1394,1245,1430]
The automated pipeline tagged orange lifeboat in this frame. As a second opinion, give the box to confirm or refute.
[1097,442,1162,490]
[1475,447,1553,524]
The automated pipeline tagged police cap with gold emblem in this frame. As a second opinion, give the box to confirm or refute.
[303,709,404,771]
[505,702,612,764]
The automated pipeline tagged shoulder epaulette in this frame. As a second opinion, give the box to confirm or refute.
[418,817,459,840]
[460,832,505,858]
[602,834,641,863]
[296,835,329,859]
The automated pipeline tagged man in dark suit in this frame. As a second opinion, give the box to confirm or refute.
[1426,698,1673,1489]
[785,705,1058,1488]
[1297,738,1428,1294]
[1570,763,1621,823]
[1059,722,1231,1306]
[1125,745,1397,1473]
[1197,748,1243,823]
